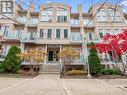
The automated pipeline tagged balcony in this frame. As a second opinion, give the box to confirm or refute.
[14,16,27,26]
[83,19,95,29]
[21,32,36,43]
[70,19,80,28]
[70,32,83,44]
[36,32,70,44]
[3,31,21,42]
[26,18,38,27]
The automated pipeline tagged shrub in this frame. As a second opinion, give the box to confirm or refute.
[65,70,86,75]
[101,68,120,75]
[88,42,102,75]
[2,46,21,73]
[0,63,5,73]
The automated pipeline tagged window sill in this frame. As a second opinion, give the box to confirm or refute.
[111,21,123,23]
[40,21,52,22]
[38,38,69,39]
[97,21,109,23]
[56,21,69,23]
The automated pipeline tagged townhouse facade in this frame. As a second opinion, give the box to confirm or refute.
[0,0,127,67]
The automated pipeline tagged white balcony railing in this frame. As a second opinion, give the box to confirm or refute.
[21,32,36,42]
[27,18,38,25]
[16,16,27,24]
[83,19,94,27]
[3,31,21,39]
[70,32,83,43]
[70,19,80,26]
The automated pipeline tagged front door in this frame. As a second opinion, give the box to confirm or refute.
[48,49,60,63]
[48,51,53,61]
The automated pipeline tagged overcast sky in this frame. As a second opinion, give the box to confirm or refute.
[17,0,127,13]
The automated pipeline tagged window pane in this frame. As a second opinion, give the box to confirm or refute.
[3,26,9,36]
[47,29,52,38]
[40,29,44,38]
[64,29,68,38]
[56,29,60,38]
[29,32,35,40]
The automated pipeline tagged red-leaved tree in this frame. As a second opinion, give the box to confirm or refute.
[94,29,127,75]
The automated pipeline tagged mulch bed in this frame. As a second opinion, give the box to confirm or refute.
[61,74,127,79]
[0,73,38,78]
[60,74,87,79]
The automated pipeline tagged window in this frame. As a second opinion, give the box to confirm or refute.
[57,8,68,22]
[114,29,119,35]
[56,29,60,38]
[29,32,36,40]
[1,1,13,14]
[47,29,52,38]
[3,26,9,36]
[64,29,68,38]
[105,29,110,35]
[41,8,53,22]
[15,29,21,38]
[96,9,107,21]
[108,8,121,21]
[98,29,103,38]
[87,32,93,40]
[40,29,44,38]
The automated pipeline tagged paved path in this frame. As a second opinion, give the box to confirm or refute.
[0,75,127,95]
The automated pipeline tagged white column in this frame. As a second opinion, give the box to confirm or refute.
[44,45,47,64]
[20,42,25,52]
[60,45,62,63]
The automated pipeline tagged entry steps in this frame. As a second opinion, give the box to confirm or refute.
[39,64,61,74]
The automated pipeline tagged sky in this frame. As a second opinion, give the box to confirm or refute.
[17,0,127,13]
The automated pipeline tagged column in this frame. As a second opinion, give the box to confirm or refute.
[60,45,62,63]
[20,42,25,52]
[44,45,47,64]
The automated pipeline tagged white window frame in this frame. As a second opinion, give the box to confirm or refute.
[108,8,121,21]
[41,8,53,22]
[57,8,68,22]
[96,9,107,21]
[1,1,13,14]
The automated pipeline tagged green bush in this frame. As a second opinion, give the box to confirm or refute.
[2,46,21,73]
[0,63,5,73]
[65,70,86,75]
[88,42,102,75]
[101,68,120,75]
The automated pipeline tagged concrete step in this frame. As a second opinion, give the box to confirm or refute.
[39,63,61,74]
[40,71,60,74]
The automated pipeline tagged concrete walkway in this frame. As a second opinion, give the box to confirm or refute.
[0,75,127,95]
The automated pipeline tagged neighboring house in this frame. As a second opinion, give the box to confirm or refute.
[0,0,127,68]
